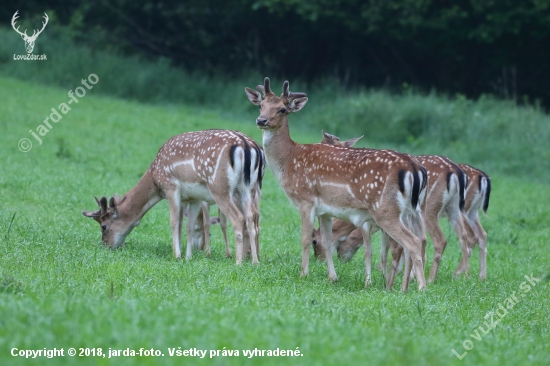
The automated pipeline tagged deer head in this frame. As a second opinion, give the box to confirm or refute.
[82,195,132,248]
[12,11,48,54]
[245,77,308,130]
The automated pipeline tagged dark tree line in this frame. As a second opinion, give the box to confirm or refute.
[4,0,550,104]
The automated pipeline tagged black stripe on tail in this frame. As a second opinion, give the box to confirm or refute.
[420,166,428,193]
[411,165,420,209]
[229,145,237,168]
[445,158,466,211]
[250,142,265,189]
[456,168,466,211]
[482,175,491,213]
[243,141,251,186]
[399,165,420,209]
[228,142,251,186]
[398,170,406,194]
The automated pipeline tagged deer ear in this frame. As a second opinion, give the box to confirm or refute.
[82,210,100,218]
[321,131,339,145]
[245,87,262,106]
[289,97,308,112]
[343,136,363,148]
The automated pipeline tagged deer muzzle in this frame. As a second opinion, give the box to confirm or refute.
[256,118,268,127]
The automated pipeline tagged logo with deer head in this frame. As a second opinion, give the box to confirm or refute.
[11,11,48,54]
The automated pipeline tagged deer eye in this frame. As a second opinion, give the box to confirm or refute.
[279,108,286,114]
[101,225,107,232]
[312,240,317,246]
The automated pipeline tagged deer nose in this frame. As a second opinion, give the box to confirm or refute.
[256,118,268,126]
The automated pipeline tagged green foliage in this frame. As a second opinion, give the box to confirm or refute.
[304,89,550,182]
[1,78,549,365]
[2,0,550,104]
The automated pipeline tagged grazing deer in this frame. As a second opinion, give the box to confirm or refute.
[11,11,48,54]
[315,132,478,287]
[82,130,265,264]
[457,164,491,280]
[245,78,427,291]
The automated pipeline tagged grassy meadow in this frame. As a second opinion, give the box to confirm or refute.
[1,30,550,365]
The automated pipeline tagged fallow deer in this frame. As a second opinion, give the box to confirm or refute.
[314,132,478,287]
[245,78,427,291]
[311,132,425,290]
[82,129,265,264]
[457,164,491,280]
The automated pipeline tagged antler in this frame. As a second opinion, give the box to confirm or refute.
[11,11,27,37]
[11,12,48,40]
[32,13,49,38]
[263,77,272,94]
[109,195,127,211]
[83,196,108,218]
[282,80,307,99]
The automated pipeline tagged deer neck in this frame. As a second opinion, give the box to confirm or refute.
[261,118,297,180]
[118,169,162,227]
[332,219,357,240]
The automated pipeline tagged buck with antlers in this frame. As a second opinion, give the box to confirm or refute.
[245,78,427,291]
[313,132,480,287]
[11,11,48,54]
[82,129,265,264]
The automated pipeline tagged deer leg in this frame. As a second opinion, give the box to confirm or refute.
[360,223,373,287]
[252,191,261,261]
[470,213,488,280]
[166,190,184,259]
[299,207,315,277]
[400,244,413,292]
[425,212,447,283]
[214,197,245,264]
[407,211,426,284]
[244,196,259,264]
[412,211,427,270]
[449,211,472,278]
[218,208,231,258]
[379,231,389,277]
[378,217,425,291]
[386,237,403,290]
[319,215,337,281]
[185,201,202,260]
[200,202,211,258]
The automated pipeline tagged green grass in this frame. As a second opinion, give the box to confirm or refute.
[1,76,549,366]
